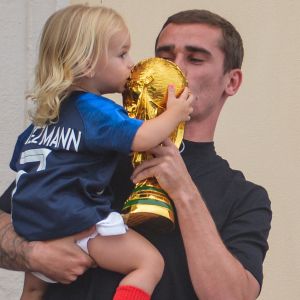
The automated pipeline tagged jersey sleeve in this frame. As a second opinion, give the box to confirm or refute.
[221,184,272,289]
[76,95,143,154]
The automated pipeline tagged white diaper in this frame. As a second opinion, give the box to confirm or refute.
[76,212,128,254]
[33,212,127,283]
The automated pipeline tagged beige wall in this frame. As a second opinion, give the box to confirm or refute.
[0,0,298,299]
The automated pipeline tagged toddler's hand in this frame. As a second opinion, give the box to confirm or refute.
[167,85,194,122]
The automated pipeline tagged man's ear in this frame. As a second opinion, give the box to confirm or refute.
[225,69,242,96]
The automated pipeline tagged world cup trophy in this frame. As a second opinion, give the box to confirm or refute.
[121,57,187,233]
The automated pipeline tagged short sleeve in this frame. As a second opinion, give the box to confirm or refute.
[221,185,272,288]
[0,181,15,213]
[76,94,143,154]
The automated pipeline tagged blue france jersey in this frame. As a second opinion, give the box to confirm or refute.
[10,92,143,241]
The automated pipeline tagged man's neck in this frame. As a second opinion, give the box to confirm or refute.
[183,119,215,142]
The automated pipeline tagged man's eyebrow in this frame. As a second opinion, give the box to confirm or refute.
[155,45,212,56]
[155,45,174,54]
[185,46,212,56]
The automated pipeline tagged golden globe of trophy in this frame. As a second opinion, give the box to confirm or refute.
[121,57,187,233]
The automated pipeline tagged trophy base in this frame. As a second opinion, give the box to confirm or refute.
[122,182,175,233]
[122,207,175,233]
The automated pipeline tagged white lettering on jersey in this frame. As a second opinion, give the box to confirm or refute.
[25,126,45,144]
[58,127,71,148]
[41,127,56,146]
[26,126,82,152]
[66,130,81,151]
[49,127,60,148]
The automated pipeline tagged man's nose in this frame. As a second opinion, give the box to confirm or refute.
[174,56,187,76]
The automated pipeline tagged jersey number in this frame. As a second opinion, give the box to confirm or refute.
[12,148,52,196]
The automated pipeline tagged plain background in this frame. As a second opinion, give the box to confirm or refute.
[0,0,299,299]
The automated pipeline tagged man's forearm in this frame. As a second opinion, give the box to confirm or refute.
[175,189,259,300]
[0,209,96,283]
[0,210,31,271]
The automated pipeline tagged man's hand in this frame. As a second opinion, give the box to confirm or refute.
[28,227,95,284]
[0,210,95,284]
[131,138,197,202]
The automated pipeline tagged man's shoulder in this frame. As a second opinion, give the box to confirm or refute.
[225,168,271,216]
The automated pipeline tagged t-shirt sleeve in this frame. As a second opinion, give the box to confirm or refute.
[76,96,143,154]
[221,185,272,289]
[0,181,15,213]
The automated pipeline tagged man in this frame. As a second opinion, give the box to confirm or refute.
[0,9,271,299]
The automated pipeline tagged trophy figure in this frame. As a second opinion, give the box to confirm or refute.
[122,57,187,232]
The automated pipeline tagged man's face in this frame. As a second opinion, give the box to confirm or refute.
[156,23,230,122]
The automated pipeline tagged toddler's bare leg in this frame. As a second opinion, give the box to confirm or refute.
[87,229,164,296]
[20,272,47,300]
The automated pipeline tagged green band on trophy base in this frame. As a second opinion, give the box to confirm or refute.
[123,199,173,211]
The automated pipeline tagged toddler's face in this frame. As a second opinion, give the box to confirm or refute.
[92,29,134,94]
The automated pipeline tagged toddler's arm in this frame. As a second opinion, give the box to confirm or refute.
[131,85,193,152]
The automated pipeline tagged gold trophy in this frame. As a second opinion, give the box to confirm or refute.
[122,57,187,233]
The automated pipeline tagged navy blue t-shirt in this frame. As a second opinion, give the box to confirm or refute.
[10,92,143,241]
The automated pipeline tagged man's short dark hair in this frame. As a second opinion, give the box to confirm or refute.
[155,10,244,73]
